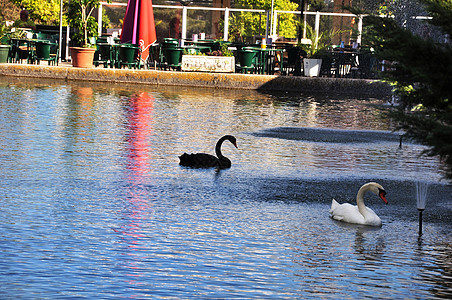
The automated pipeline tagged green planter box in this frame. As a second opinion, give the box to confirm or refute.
[0,45,11,63]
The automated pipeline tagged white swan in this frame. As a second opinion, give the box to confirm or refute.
[330,182,388,227]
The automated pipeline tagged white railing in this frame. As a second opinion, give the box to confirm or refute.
[99,2,268,41]
[100,3,438,45]
[98,2,357,42]
[273,10,363,43]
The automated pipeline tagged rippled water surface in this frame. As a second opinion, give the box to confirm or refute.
[1,77,451,299]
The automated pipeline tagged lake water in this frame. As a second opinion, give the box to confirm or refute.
[1,77,451,299]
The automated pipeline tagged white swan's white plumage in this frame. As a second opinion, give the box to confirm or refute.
[329,182,388,227]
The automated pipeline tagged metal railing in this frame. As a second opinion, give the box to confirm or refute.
[99,2,363,43]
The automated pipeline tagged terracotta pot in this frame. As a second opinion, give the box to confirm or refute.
[70,47,96,68]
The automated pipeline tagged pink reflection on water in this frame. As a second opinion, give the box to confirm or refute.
[114,92,157,284]
[125,92,154,178]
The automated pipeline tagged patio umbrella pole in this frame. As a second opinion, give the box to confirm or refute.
[59,0,63,63]
[298,0,306,41]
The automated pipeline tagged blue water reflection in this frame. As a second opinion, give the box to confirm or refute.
[0,78,450,299]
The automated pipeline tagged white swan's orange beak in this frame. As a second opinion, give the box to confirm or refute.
[379,191,388,204]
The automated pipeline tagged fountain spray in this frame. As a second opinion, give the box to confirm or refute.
[415,181,429,236]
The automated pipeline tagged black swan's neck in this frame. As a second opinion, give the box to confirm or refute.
[215,136,228,159]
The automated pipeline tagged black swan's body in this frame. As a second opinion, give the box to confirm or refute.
[179,135,238,169]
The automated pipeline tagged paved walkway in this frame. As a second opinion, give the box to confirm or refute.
[0,62,392,97]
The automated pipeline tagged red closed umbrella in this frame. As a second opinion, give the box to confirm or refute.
[120,0,157,61]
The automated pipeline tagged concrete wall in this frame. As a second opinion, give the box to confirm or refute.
[0,64,392,97]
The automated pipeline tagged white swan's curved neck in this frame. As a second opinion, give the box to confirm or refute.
[356,185,371,217]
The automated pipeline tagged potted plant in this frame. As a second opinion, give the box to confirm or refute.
[1,27,30,63]
[181,41,235,72]
[0,19,11,63]
[300,24,341,77]
[299,24,328,77]
[66,0,111,67]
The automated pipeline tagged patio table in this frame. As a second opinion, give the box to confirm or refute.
[180,45,211,55]
[10,38,37,64]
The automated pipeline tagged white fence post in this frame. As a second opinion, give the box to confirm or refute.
[265,10,270,39]
[272,11,278,38]
[315,11,320,39]
[98,4,103,36]
[224,7,229,41]
[181,6,188,40]
[357,15,363,44]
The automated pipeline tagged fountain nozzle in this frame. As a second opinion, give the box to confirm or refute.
[415,181,429,236]
[418,208,424,236]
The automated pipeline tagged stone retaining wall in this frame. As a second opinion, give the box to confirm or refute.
[0,64,392,97]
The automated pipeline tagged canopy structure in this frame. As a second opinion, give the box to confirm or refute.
[120,0,157,61]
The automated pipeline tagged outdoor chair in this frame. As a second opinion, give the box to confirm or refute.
[319,53,335,77]
[146,44,162,69]
[96,36,109,44]
[94,43,114,68]
[236,49,258,74]
[159,39,179,69]
[33,32,48,40]
[34,40,58,65]
[118,43,141,69]
[162,47,183,71]
[351,51,377,79]
[332,51,355,78]
[283,47,306,76]
[198,40,221,52]
[10,39,34,64]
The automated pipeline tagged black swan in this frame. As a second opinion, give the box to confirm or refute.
[179,135,238,169]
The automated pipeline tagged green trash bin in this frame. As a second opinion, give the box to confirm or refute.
[0,45,11,63]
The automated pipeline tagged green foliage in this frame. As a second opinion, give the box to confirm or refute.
[278,11,298,39]
[11,0,61,25]
[1,0,20,22]
[1,26,28,44]
[183,49,205,56]
[229,0,298,42]
[308,0,326,12]
[101,10,111,31]
[0,22,10,44]
[66,0,111,47]
[364,0,452,181]
[8,28,27,39]
[204,42,234,57]
[421,0,452,36]
[220,43,234,57]
[299,23,343,58]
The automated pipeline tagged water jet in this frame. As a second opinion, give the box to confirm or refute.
[415,181,429,235]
